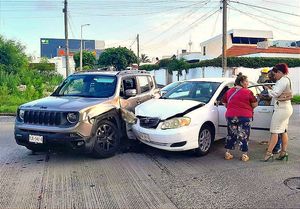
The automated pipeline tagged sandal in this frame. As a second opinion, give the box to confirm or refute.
[224,152,233,160]
[241,154,250,162]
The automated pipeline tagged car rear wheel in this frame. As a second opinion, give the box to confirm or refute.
[194,125,213,156]
[92,120,120,158]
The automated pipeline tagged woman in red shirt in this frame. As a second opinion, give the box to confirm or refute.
[222,73,258,161]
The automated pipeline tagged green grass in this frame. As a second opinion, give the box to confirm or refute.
[0,95,32,113]
[292,95,300,104]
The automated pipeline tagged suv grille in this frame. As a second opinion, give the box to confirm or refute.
[138,116,160,129]
[24,110,62,126]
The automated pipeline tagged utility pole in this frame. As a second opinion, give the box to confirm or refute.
[137,34,140,67]
[80,24,90,71]
[63,0,70,76]
[222,0,227,77]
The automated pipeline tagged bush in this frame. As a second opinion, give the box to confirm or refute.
[292,95,300,104]
[139,57,300,72]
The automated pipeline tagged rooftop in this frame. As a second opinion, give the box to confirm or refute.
[226,45,300,57]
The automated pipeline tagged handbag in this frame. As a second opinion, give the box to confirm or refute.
[277,77,293,101]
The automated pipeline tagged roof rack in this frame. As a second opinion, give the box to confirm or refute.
[116,70,149,75]
[74,67,117,74]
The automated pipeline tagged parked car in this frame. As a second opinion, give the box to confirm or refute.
[15,70,160,158]
[160,81,183,96]
[132,78,274,156]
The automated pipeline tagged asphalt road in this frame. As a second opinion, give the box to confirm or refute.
[0,106,299,209]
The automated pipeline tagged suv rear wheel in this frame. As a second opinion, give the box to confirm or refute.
[92,120,120,158]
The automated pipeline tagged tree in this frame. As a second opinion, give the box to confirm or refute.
[0,35,29,74]
[140,54,150,63]
[98,47,138,71]
[73,50,96,70]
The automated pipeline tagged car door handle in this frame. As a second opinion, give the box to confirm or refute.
[137,100,141,105]
[258,109,272,113]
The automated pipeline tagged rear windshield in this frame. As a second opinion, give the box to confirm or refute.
[52,74,117,98]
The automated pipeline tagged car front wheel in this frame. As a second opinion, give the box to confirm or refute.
[92,120,120,158]
[194,125,213,156]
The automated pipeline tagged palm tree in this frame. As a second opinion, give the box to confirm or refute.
[140,54,151,63]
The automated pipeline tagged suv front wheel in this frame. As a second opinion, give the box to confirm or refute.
[92,120,120,158]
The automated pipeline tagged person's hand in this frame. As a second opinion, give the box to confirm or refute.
[266,85,272,90]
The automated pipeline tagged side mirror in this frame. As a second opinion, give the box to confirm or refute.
[125,89,137,98]
[160,90,167,96]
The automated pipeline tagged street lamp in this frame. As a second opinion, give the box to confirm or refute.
[80,23,90,71]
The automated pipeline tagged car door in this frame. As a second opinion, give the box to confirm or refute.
[216,83,274,140]
[216,82,234,138]
[248,84,274,138]
[136,75,152,104]
[119,76,139,112]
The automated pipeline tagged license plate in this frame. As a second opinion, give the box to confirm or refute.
[29,134,43,144]
[138,132,150,142]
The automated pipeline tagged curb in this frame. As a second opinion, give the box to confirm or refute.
[0,113,16,116]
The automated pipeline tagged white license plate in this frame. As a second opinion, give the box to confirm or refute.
[138,132,150,142]
[29,134,43,144]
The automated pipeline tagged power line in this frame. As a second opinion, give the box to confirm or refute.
[142,0,212,45]
[233,2,300,28]
[211,7,221,36]
[142,8,219,51]
[229,5,300,36]
[261,0,300,9]
[230,1,300,17]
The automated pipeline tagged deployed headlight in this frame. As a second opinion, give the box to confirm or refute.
[66,112,79,124]
[161,117,191,130]
[19,109,25,121]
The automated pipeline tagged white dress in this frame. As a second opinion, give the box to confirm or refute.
[268,76,293,133]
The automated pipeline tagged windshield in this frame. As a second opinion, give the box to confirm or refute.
[161,81,181,92]
[162,81,221,103]
[53,74,117,98]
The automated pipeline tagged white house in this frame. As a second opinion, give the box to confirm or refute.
[200,29,300,58]
[31,56,76,78]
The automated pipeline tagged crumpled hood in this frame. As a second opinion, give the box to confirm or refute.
[20,96,108,112]
[135,99,203,120]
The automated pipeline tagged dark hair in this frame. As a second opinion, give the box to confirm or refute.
[272,63,289,74]
[234,72,248,86]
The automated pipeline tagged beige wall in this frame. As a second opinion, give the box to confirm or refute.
[200,35,233,58]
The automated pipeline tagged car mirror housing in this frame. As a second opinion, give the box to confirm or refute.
[125,89,137,98]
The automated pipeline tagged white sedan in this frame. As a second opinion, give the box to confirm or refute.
[132,78,274,156]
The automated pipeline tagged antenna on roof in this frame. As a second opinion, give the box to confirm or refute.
[188,35,192,53]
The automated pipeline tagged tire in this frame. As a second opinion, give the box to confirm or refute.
[92,120,121,158]
[194,125,214,156]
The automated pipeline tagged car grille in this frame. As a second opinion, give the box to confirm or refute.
[23,110,63,126]
[138,116,160,129]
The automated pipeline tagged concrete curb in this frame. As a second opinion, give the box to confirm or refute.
[0,113,16,116]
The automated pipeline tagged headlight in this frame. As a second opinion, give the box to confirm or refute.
[66,112,79,124]
[19,109,25,121]
[161,117,191,130]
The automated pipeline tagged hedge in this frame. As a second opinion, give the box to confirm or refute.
[139,57,300,72]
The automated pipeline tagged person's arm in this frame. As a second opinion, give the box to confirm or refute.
[268,78,286,98]
[249,91,258,109]
[251,102,258,108]
[221,91,228,108]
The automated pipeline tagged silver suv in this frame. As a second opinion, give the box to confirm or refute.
[15,70,159,158]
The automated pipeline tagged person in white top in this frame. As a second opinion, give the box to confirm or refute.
[263,63,293,162]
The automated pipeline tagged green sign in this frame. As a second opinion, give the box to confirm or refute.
[41,39,49,44]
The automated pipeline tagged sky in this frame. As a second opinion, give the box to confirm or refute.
[0,0,300,60]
